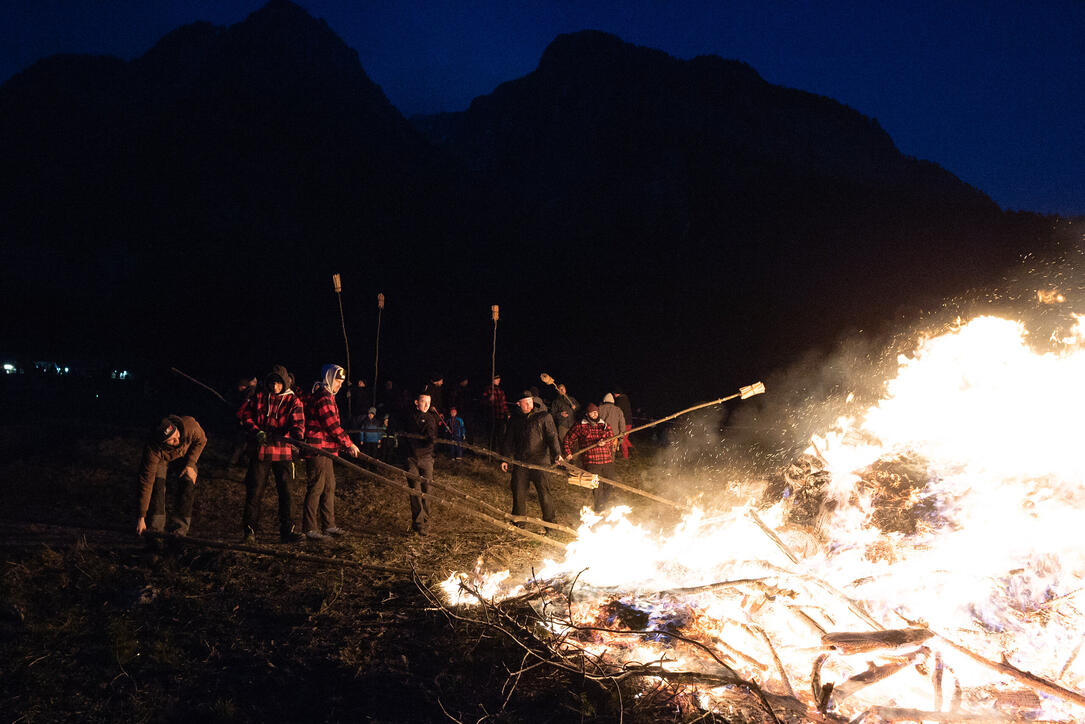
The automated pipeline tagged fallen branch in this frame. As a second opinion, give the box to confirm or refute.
[144,531,411,574]
[821,628,934,654]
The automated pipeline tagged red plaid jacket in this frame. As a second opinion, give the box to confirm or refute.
[239,389,305,461]
[482,384,509,420]
[303,386,353,454]
[563,418,614,465]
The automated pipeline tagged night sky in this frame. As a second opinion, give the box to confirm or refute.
[2,0,1082,217]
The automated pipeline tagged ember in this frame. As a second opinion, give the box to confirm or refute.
[441,315,1085,721]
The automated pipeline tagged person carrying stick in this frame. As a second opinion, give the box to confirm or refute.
[501,391,564,532]
[562,403,615,512]
[301,364,359,541]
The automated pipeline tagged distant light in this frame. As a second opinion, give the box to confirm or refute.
[2,364,14,372]
[64,367,70,373]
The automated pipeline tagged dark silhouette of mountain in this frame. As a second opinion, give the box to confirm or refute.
[0,0,471,372]
[412,31,1064,404]
[0,10,1066,411]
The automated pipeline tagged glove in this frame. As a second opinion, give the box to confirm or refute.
[256,430,268,445]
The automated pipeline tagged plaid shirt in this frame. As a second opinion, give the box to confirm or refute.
[239,389,305,461]
[304,386,353,454]
[482,384,509,420]
[563,418,614,465]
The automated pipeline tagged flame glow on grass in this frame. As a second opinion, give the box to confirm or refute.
[442,314,1085,719]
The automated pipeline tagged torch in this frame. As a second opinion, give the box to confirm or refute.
[373,292,384,406]
[332,273,352,419]
[490,304,499,387]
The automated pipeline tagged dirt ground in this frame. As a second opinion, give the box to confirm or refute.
[0,421,703,723]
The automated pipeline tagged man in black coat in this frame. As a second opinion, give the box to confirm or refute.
[405,391,439,534]
[500,391,563,529]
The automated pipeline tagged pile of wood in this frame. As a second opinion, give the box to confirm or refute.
[439,549,1085,722]
[761,451,946,542]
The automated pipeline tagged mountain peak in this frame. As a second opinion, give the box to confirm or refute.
[538,30,671,72]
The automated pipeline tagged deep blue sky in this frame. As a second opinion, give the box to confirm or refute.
[2,0,1082,215]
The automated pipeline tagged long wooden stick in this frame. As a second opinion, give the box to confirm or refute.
[566,381,765,461]
[170,367,229,405]
[393,431,689,511]
[170,366,569,546]
[145,530,410,574]
[934,631,1085,710]
[286,437,566,549]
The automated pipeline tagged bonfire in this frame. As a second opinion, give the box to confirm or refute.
[440,315,1085,722]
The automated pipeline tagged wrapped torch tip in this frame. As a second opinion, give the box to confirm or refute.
[740,381,766,399]
[539,372,554,385]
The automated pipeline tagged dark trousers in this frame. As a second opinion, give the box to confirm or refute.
[510,465,555,523]
[148,459,196,535]
[585,461,617,512]
[406,455,433,531]
[303,455,337,533]
[243,458,296,537]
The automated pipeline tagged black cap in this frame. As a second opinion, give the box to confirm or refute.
[156,418,178,443]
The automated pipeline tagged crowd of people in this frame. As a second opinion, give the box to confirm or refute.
[135,365,637,545]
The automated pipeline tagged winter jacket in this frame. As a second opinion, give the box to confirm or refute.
[137,415,207,517]
[503,398,561,465]
[304,365,354,454]
[359,416,385,444]
[239,368,305,461]
[597,402,626,445]
[407,407,439,459]
[482,384,509,420]
[614,393,633,426]
[562,417,614,465]
[449,416,466,441]
[549,393,579,438]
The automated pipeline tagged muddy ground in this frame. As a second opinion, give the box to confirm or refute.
[0,421,722,723]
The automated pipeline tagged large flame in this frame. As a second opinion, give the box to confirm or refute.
[444,314,1085,719]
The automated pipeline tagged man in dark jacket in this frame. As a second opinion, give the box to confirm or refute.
[136,415,207,537]
[500,391,563,528]
[405,391,439,534]
[549,383,579,441]
[238,365,305,543]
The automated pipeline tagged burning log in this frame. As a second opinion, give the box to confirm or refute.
[932,631,1085,710]
[860,706,1031,722]
[821,628,934,654]
[830,647,930,703]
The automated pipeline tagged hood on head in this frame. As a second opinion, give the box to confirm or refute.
[266,364,291,393]
[320,364,345,390]
[602,393,615,404]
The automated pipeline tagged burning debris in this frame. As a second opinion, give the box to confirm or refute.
[439,315,1085,722]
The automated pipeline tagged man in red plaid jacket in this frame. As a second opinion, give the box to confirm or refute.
[482,373,509,449]
[302,364,359,540]
[238,364,305,543]
[562,403,617,512]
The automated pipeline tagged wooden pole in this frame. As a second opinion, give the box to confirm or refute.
[170,367,228,406]
[391,430,689,511]
[284,437,566,549]
[567,381,766,461]
[489,304,499,449]
[373,292,384,407]
[332,273,352,419]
